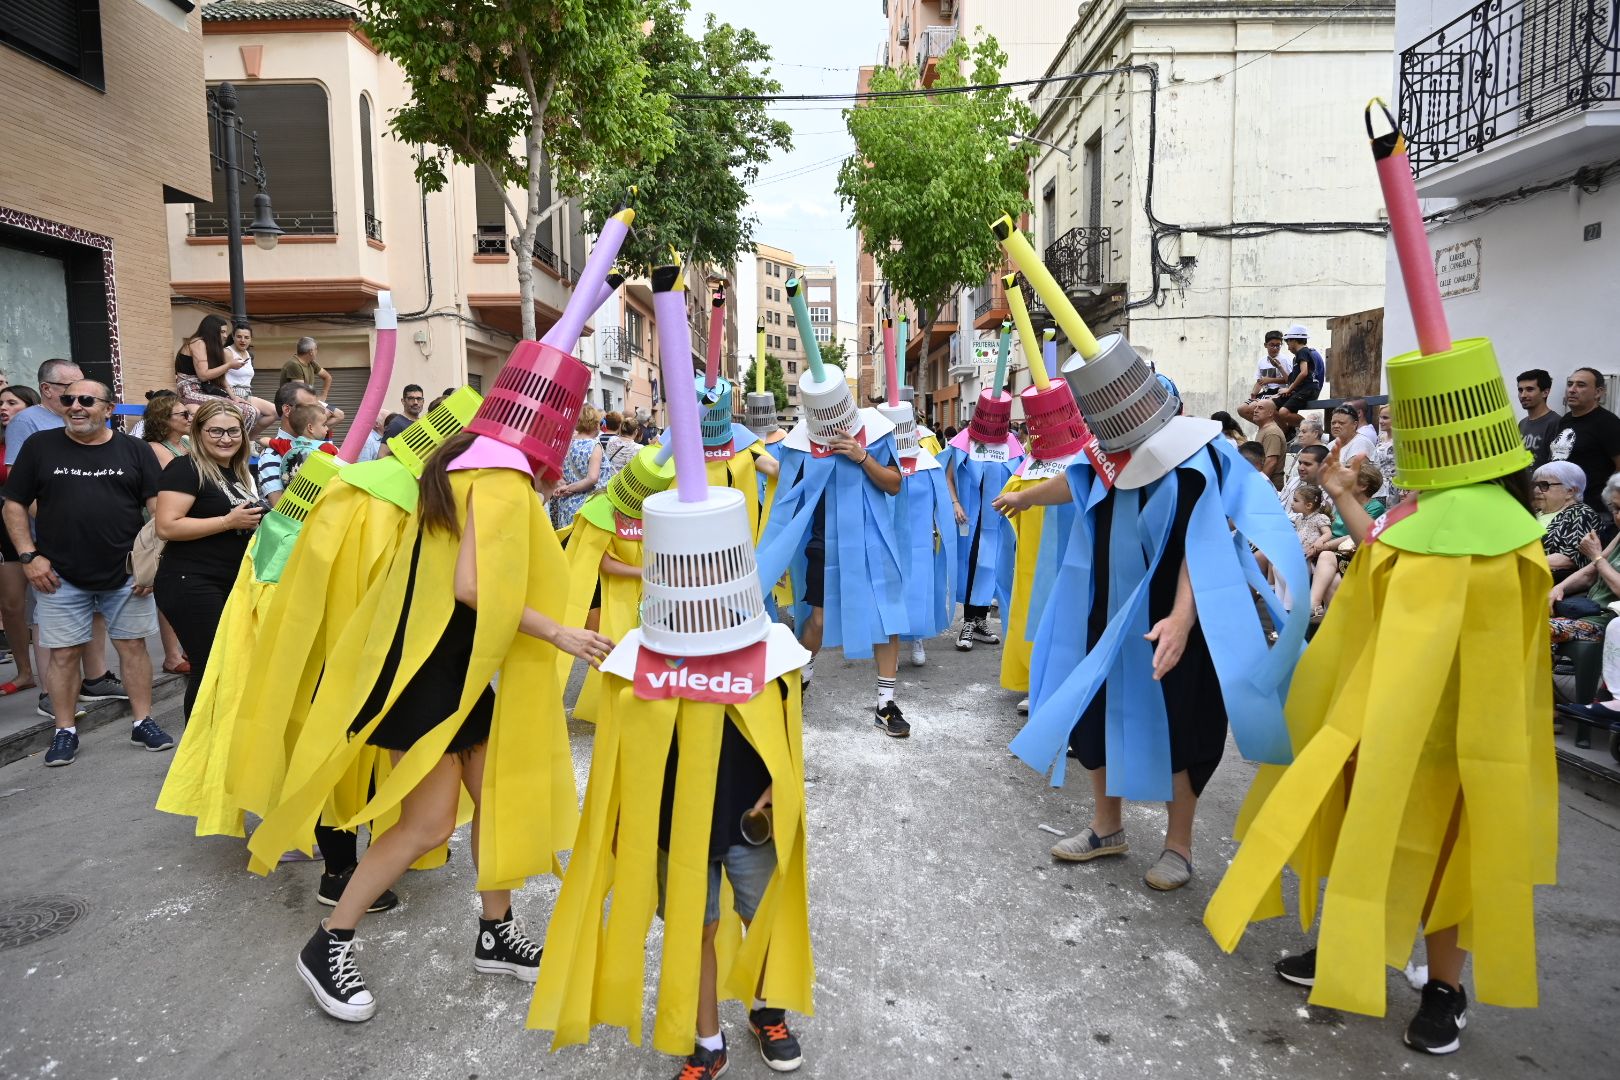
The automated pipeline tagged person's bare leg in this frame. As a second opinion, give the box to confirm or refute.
[45,643,84,729]
[329,752,462,930]
[800,607,823,656]
[0,565,33,685]
[83,614,109,681]
[110,636,152,719]
[697,919,721,1039]
[1163,769,1197,860]
[1421,798,1467,989]
[1088,766,1124,836]
[157,612,185,669]
[585,607,601,634]
[1309,551,1338,609]
[459,744,512,919]
[873,635,899,680]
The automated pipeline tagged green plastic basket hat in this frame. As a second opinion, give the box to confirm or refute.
[271,451,341,525]
[606,444,677,518]
[388,386,482,477]
[1389,337,1531,491]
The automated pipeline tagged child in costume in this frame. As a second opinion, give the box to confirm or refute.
[530,260,813,1079]
[558,443,675,721]
[990,214,1308,892]
[756,279,908,736]
[940,324,1024,654]
[1203,104,1553,1056]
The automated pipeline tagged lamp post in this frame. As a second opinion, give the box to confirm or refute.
[207,81,283,328]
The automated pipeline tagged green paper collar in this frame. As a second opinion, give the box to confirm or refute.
[251,513,301,583]
[1376,483,1542,557]
[577,493,618,534]
[338,457,418,513]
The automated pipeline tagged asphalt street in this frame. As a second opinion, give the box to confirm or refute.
[2,622,1617,1080]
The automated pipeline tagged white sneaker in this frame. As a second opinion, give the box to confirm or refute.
[910,640,927,666]
[1016,697,1029,714]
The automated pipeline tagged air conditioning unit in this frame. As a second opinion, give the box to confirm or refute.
[940,0,956,17]
[898,18,910,45]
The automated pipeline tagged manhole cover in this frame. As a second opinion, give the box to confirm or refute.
[0,895,89,950]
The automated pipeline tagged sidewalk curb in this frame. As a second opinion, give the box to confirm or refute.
[0,673,186,768]
[1556,746,1620,807]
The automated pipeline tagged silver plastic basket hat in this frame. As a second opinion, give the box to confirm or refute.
[696,375,735,447]
[606,444,677,518]
[877,401,918,456]
[799,363,859,445]
[744,391,777,437]
[1059,333,1177,453]
[639,487,771,657]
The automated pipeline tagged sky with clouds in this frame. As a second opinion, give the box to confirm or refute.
[685,0,888,349]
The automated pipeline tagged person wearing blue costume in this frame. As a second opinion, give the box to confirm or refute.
[994,343,1309,894]
[757,279,909,738]
[941,411,1023,655]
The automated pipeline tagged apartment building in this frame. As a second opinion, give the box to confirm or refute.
[2,0,210,400]
[166,1,606,422]
[756,242,804,405]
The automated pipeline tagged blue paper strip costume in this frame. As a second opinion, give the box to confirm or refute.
[893,452,956,641]
[940,432,1023,612]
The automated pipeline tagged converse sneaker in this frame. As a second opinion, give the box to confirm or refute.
[316,868,399,913]
[748,1007,803,1072]
[874,701,910,738]
[36,694,86,721]
[1274,948,1316,987]
[969,618,1001,645]
[297,922,376,1022]
[81,674,129,702]
[956,623,974,651]
[673,1039,728,1080]
[910,640,927,666]
[1404,979,1468,1055]
[130,717,174,752]
[43,728,78,767]
[474,909,542,982]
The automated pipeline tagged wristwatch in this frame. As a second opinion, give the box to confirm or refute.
[18,551,40,564]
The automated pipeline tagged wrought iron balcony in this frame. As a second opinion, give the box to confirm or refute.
[1017,227,1113,321]
[596,326,637,375]
[917,26,958,71]
[190,209,336,236]
[474,225,506,256]
[898,17,910,46]
[1399,0,1619,179]
[364,212,382,243]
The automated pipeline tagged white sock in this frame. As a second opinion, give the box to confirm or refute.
[751,997,767,1011]
[697,1032,724,1052]
[60,725,76,736]
[876,676,896,709]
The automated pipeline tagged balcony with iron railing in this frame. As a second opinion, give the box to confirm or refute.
[596,326,646,377]
[190,209,336,236]
[364,212,382,243]
[917,25,958,76]
[1399,0,1620,197]
[971,270,1012,329]
[1019,226,1114,321]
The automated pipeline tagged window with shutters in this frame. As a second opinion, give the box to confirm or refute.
[359,94,379,242]
[474,166,508,255]
[1,0,104,89]
[195,83,334,235]
[567,199,586,280]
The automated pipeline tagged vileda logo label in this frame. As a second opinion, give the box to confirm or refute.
[810,427,866,459]
[1367,493,1420,545]
[632,641,768,703]
[614,511,642,541]
[899,455,919,477]
[1080,433,1129,490]
[703,440,735,461]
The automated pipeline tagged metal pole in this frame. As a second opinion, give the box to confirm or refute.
[217,81,247,328]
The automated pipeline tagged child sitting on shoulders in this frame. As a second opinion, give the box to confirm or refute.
[267,402,339,487]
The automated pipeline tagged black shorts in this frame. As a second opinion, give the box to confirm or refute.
[803,545,825,609]
[1277,383,1320,413]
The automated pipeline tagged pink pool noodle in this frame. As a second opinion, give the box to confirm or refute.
[1369,105,1451,356]
[706,290,725,389]
[884,317,899,408]
[339,290,396,462]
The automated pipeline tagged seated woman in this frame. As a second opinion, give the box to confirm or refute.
[1549,473,1620,644]
[1305,458,1387,618]
[1535,461,1602,576]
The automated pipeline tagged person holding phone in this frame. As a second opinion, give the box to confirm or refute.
[154,399,266,720]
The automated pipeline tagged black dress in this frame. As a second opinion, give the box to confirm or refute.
[1068,449,1228,796]
[351,532,494,754]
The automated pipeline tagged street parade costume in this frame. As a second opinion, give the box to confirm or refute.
[1203,109,1555,1017]
[994,215,1310,802]
[531,261,813,1056]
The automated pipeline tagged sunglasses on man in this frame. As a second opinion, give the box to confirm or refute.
[64,394,110,408]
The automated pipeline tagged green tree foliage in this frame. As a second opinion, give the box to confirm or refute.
[740,353,790,413]
[837,35,1036,324]
[362,0,675,339]
[582,0,793,276]
[818,339,847,369]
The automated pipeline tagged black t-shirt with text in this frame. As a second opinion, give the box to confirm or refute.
[3,430,160,590]
[155,456,255,581]
[1549,406,1620,513]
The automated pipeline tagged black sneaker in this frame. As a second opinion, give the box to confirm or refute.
[130,717,175,752]
[80,674,129,702]
[296,922,376,1022]
[316,868,399,913]
[1274,948,1316,987]
[969,618,1001,645]
[1404,979,1467,1055]
[874,701,910,738]
[955,623,974,651]
[474,909,542,983]
[43,728,78,767]
[37,694,86,721]
[749,1007,803,1072]
[672,1039,728,1079]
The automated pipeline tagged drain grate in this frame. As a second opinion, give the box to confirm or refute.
[0,895,89,950]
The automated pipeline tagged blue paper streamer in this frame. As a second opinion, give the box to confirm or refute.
[941,446,1020,609]
[894,467,956,640]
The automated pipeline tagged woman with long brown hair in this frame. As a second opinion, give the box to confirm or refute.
[141,393,193,471]
[175,315,273,436]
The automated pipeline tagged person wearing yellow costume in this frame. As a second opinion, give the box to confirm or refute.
[531,260,813,1079]
[558,443,675,721]
[1203,106,1554,1057]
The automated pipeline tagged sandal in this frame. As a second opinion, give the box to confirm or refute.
[0,680,37,695]
[162,661,191,675]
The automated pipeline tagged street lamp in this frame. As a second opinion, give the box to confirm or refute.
[1012,132,1073,162]
[207,81,282,326]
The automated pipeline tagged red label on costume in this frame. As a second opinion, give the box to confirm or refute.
[810,427,867,459]
[1079,432,1130,490]
[703,440,735,462]
[632,641,768,703]
[899,455,919,476]
[1366,494,1419,545]
[614,511,643,541]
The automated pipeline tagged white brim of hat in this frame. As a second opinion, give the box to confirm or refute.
[1115,416,1221,490]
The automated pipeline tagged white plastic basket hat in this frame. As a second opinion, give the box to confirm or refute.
[744,391,777,437]
[1060,333,1177,452]
[799,363,859,446]
[696,375,735,447]
[639,487,770,657]
[878,401,919,456]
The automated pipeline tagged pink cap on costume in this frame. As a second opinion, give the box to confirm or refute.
[446,435,534,476]
[463,340,590,483]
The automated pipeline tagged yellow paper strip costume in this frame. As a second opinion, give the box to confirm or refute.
[559,498,645,722]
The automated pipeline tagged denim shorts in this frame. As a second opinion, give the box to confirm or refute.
[658,841,778,926]
[33,577,158,648]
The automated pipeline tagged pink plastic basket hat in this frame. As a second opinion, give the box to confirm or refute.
[465,340,591,483]
[968,389,1012,444]
[1021,380,1089,459]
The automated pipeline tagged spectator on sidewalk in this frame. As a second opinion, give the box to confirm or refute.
[1251,397,1288,490]
[155,400,265,720]
[256,381,321,507]
[1281,443,1333,518]
[225,325,258,403]
[1548,366,1620,522]
[1327,405,1376,466]
[3,380,169,767]
[1534,461,1603,574]
[280,337,345,429]
[1517,369,1560,469]
[550,406,604,530]
[1237,329,1292,424]
[141,393,194,471]
[357,413,386,462]
[1212,411,1245,447]
[1276,325,1325,431]
[0,384,41,697]
[400,384,424,421]
[176,315,274,437]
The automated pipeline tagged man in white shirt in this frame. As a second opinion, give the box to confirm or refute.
[1238,330,1292,424]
